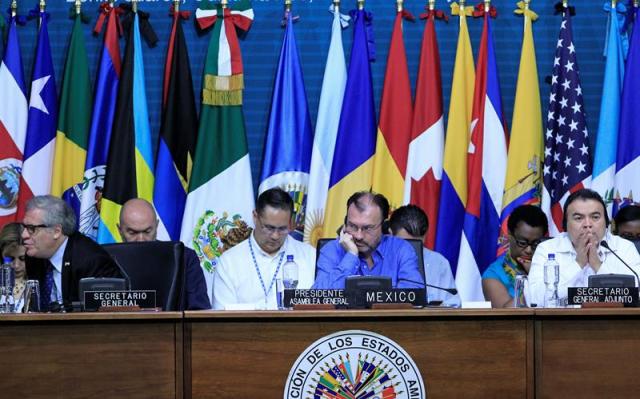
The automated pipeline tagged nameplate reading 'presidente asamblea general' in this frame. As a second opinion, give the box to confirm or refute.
[284,330,426,399]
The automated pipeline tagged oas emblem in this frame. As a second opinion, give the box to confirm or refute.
[192,210,251,272]
[285,330,425,399]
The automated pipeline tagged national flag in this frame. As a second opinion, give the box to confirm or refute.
[323,6,377,236]
[303,6,348,246]
[153,5,198,241]
[456,4,508,301]
[74,3,121,239]
[16,9,57,220]
[51,9,92,207]
[541,5,592,235]
[371,7,413,211]
[180,0,256,299]
[434,2,474,276]
[258,9,313,241]
[97,8,157,243]
[403,6,446,249]
[592,0,627,215]
[500,2,543,245]
[615,3,640,212]
[0,13,27,226]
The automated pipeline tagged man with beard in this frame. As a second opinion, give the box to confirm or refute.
[528,189,640,306]
[313,191,422,289]
[212,188,316,310]
[482,205,548,308]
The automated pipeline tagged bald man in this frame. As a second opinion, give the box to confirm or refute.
[118,199,211,310]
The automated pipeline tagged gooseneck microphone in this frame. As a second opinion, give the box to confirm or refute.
[398,278,458,296]
[600,240,640,288]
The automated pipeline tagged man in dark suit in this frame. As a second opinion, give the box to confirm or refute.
[22,195,122,311]
[118,198,211,310]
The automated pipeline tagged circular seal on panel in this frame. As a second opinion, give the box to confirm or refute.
[284,330,426,399]
[0,159,21,210]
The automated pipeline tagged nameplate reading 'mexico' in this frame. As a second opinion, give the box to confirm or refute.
[85,290,157,310]
[568,287,639,306]
[283,289,426,308]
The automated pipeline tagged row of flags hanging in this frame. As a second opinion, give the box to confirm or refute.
[1,0,640,301]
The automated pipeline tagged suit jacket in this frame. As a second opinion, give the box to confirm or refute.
[26,232,122,307]
[183,248,211,310]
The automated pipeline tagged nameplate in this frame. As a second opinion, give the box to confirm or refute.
[283,289,426,309]
[568,287,639,307]
[84,290,157,311]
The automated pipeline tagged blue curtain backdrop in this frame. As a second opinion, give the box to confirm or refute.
[5,0,607,191]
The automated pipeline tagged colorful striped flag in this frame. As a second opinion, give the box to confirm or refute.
[541,4,592,235]
[154,5,198,241]
[614,3,640,212]
[98,9,156,243]
[180,0,256,300]
[16,10,57,220]
[323,6,377,236]
[592,0,627,214]
[303,6,348,246]
[404,7,446,249]
[0,13,27,226]
[75,4,121,239]
[456,5,507,301]
[500,2,542,243]
[258,10,313,241]
[434,2,474,277]
[51,10,92,206]
[371,7,413,211]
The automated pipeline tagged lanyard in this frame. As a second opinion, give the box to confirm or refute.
[249,239,285,303]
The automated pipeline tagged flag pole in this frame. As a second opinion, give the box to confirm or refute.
[484,0,490,12]
[357,0,364,11]
[221,0,228,9]
[11,0,16,17]
[174,0,179,12]
[428,0,435,11]
[132,0,137,13]
[397,0,403,12]
[562,0,568,8]
[285,0,291,12]
[75,0,81,15]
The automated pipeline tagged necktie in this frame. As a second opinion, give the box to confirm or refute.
[41,261,54,311]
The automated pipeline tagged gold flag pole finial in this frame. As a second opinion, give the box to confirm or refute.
[132,0,137,13]
[333,0,340,7]
[221,0,228,9]
[39,0,45,13]
[174,0,179,13]
[562,0,568,8]
[285,0,292,13]
[397,0,403,13]
[484,0,490,13]
[357,0,364,11]
[428,0,435,11]
[11,0,17,17]
[75,0,81,15]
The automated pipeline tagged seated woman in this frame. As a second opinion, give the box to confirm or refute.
[0,223,27,311]
[482,205,548,308]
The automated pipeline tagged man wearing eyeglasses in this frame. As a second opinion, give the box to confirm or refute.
[212,188,316,310]
[482,205,548,308]
[528,189,640,307]
[613,205,640,253]
[22,195,122,311]
[313,191,423,289]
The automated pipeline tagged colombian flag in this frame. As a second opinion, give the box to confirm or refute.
[323,6,377,235]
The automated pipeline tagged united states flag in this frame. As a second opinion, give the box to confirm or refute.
[541,6,592,235]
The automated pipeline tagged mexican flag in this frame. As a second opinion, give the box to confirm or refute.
[180,0,255,300]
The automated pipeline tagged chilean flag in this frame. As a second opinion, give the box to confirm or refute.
[0,15,28,226]
[456,9,507,301]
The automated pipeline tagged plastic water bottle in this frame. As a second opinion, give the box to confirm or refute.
[282,255,299,290]
[544,253,560,308]
[0,256,15,313]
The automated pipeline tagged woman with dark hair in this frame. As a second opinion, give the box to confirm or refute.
[0,223,27,310]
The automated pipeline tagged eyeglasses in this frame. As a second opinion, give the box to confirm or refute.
[21,223,50,235]
[511,236,543,250]
[344,221,382,235]
[620,233,640,241]
[257,219,290,236]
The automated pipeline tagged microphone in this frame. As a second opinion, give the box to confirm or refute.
[397,278,458,296]
[600,240,640,289]
[111,257,132,291]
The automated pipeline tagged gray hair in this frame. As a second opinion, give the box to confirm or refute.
[26,195,76,236]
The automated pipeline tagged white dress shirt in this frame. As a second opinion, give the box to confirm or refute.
[213,233,316,310]
[528,231,640,306]
[423,248,461,307]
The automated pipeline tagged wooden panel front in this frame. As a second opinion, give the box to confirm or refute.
[187,310,533,399]
[536,309,640,399]
[0,313,181,399]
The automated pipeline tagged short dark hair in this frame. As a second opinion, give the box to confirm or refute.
[256,187,293,215]
[562,189,610,230]
[614,205,640,233]
[507,205,549,236]
[388,205,428,238]
[346,191,390,221]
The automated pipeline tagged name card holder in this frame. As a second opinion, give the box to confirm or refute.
[84,290,157,311]
[568,287,639,307]
[283,289,426,309]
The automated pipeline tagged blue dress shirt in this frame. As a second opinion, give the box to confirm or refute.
[312,235,423,289]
